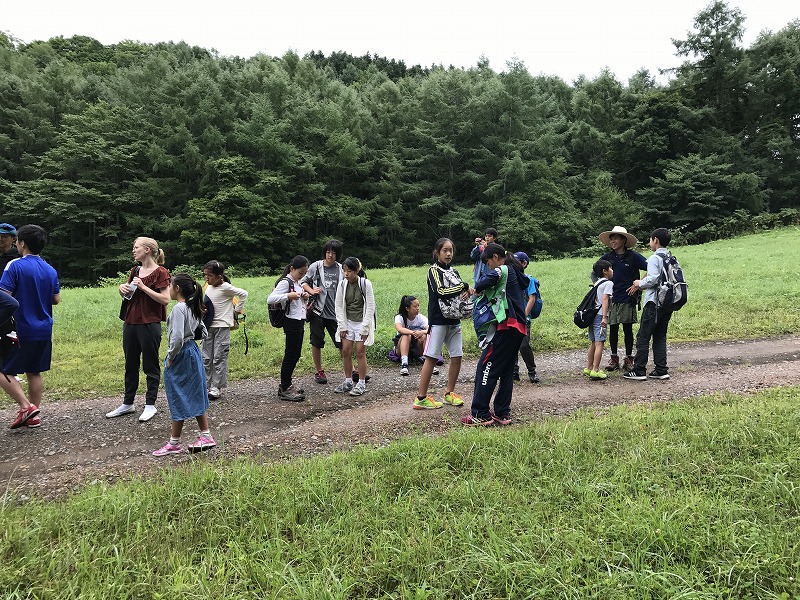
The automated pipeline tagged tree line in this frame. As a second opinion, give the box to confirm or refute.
[0,1,798,285]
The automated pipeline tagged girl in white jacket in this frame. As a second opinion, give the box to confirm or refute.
[334,257,375,396]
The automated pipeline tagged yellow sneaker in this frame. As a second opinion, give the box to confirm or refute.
[442,391,464,406]
[413,396,443,410]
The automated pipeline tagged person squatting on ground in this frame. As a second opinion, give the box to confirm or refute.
[301,239,345,385]
[202,260,248,400]
[393,295,439,377]
[463,243,529,426]
[152,274,216,455]
[598,226,648,372]
[107,237,171,422]
[334,258,376,397]
[0,225,60,429]
[624,228,674,381]
[583,260,614,381]
[268,255,311,402]
[414,238,472,410]
[512,251,540,384]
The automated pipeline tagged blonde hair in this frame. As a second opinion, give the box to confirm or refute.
[135,237,165,265]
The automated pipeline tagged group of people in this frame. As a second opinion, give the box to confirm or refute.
[0,222,676,453]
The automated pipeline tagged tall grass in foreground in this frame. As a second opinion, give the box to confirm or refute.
[43,227,800,400]
[1,387,798,598]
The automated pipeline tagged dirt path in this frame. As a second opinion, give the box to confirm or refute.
[2,335,799,498]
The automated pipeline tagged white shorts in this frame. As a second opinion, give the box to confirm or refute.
[424,324,463,358]
[341,319,367,342]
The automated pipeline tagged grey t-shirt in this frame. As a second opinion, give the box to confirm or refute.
[322,263,340,320]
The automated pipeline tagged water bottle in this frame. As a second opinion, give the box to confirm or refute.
[123,283,138,300]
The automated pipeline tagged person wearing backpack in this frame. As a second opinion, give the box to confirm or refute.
[267,255,310,402]
[333,257,375,397]
[584,260,614,381]
[598,226,648,372]
[512,252,541,384]
[623,228,674,381]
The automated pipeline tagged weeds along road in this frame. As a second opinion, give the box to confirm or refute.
[2,335,799,498]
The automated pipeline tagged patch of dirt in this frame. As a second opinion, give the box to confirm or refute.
[2,336,799,499]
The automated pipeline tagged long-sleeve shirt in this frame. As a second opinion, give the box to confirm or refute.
[267,275,307,321]
[639,248,669,305]
[205,281,248,328]
[166,302,205,360]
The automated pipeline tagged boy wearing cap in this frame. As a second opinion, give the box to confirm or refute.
[0,223,20,272]
[598,226,647,372]
[0,225,60,429]
[512,251,540,383]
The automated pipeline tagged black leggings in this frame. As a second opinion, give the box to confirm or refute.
[280,318,305,389]
[608,322,634,356]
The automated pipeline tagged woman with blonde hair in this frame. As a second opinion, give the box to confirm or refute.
[107,237,171,422]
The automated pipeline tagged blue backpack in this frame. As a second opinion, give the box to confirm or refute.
[529,277,543,319]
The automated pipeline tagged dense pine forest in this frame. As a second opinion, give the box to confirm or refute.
[1,1,798,285]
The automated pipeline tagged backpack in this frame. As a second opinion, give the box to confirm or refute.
[473,265,508,342]
[267,276,292,328]
[436,265,473,320]
[530,277,543,319]
[573,278,607,328]
[656,252,688,311]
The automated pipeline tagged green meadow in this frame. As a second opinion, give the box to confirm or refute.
[43,227,800,401]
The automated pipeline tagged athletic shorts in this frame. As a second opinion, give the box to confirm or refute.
[424,324,463,358]
[2,339,52,375]
[309,313,342,349]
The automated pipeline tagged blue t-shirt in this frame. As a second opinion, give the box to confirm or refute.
[0,255,60,340]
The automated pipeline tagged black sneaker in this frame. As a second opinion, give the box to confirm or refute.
[277,385,305,402]
[528,373,540,383]
[623,371,647,381]
[351,371,371,383]
[648,371,670,380]
[512,372,520,382]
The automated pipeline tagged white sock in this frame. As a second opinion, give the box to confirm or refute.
[170,437,180,445]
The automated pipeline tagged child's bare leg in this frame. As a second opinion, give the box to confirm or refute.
[341,339,354,378]
[355,341,367,379]
[417,356,437,397]
[0,375,30,409]
[171,420,185,439]
[447,356,461,394]
[195,413,209,431]
[592,342,604,371]
[26,372,43,407]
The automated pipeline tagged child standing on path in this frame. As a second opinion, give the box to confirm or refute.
[107,237,171,422]
[585,260,614,381]
[153,274,215,455]
[334,258,375,396]
[624,228,675,381]
[512,252,541,384]
[414,238,472,410]
[301,240,345,385]
[267,256,310,402]
[0,225,60,429]
[202,260,248,400]
[598,226,648,372]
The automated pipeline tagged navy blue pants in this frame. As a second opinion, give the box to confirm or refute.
[471,329,525,419]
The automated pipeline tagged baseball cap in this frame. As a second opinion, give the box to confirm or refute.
[0,223,16,236]
[514,251,530,263]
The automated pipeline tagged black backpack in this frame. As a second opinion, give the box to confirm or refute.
[268,276,292,328]
[573,278,607,329]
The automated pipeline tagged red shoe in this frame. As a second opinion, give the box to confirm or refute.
[10,405,40,429]
[26,415,41,428]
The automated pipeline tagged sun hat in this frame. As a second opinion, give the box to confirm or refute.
[513,251,530,263]
[598,226,638,249]
[0,223,16,236]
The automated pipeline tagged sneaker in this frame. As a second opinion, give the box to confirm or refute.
[461,414,494,426]
[10,405,40,429]
[432,366,440,375]
[582,368,592,377]
[188,434,216,453]
[605,355,620,371]
[589,370,608,380]
[528,373,540,384]
[351,371,371,383]
[648,371,670,380]
[492,413,512,426]
[139,405,158,422]
[278,385,305,402]
[152,442,184,456]
[314,370,328,384]
[400,365,409,376]
[25,415,41,428]
[413,396,443,410]
[349,382,366,396]
[623,370,647,381]
[436,358,444,366]
[334,380,354,394]
[106,404,135,418]
[513,372,521,382]
[442,391,464,406]
[208,386,221,399]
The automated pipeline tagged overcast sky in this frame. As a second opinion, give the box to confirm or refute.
[3,0,798,83]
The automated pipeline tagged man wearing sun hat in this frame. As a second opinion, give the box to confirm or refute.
[0,223,19,272]
[598,226,648,372]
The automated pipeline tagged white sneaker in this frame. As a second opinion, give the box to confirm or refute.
[400,365,409,376]
[106,404,135,418]
[349,382,366,396]
[433,366,440,375]
[208,386,221,399]
[139,405,157,422]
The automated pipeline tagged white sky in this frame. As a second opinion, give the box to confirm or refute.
[3,0,798,83]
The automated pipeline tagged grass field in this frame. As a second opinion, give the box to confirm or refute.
[0,387,797,598]
[41,227,800,401]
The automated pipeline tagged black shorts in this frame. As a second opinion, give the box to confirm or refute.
[392,332,422,359]
[309,313,342,349]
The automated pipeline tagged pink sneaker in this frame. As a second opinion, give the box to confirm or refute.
[26,415,41,428]
[188,434,216,454]
[152,442,184,456]
[10,405,39,429]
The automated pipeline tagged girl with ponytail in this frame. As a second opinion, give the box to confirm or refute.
[153,273,216,455]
